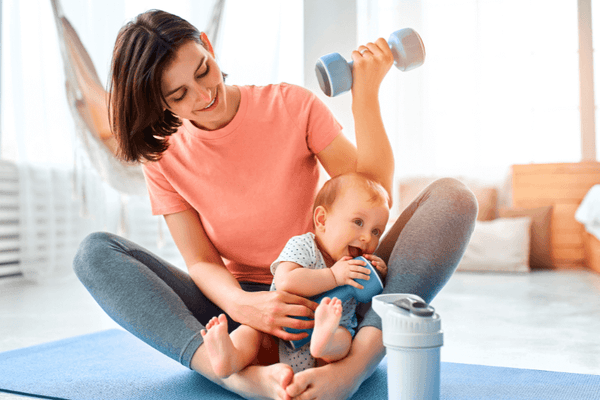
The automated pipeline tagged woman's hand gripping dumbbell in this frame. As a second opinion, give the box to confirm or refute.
[315,28,425,97]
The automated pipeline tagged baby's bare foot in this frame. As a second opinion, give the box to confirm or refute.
[200,314,238,378]
[310,297,342,358]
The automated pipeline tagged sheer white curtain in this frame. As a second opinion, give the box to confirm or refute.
[220,1,303,86]
[1,0,303,280]
[358,0,580,184]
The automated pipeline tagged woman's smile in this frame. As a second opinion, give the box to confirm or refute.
[196,87,218,112]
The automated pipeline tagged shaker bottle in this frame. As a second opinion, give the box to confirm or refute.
[373,294,443,400]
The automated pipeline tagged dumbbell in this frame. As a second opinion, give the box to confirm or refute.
[315,28,425,97]
[283,256,384,350]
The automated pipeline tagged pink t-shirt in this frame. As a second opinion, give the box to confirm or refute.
[143,83,342,284]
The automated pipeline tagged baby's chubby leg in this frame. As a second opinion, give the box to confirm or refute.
[310,297,352,363]
[200,314,264,378]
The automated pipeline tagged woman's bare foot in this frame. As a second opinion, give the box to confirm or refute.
[310,297,342,358]
[200,314,240,378]
[267,364,295,400]
[286,362,356,400]
[220,362,294,400]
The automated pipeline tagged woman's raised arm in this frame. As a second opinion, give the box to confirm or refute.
[317,37,395,204]
[351,38,395,200]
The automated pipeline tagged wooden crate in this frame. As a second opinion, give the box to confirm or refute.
[512,162,600,269]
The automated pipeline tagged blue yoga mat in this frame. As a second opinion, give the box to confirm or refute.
[0,329,599,399]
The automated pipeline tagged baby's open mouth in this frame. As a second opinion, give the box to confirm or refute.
[348,246,363,258]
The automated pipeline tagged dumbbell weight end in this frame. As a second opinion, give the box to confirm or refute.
[388,28,426,72]
[315,53,353,97]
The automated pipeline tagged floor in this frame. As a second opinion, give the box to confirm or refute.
[1,268,599,399]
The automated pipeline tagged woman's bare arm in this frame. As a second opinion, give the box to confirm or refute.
[317,38,396,205]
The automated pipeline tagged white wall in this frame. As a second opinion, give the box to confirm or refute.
[304,0,357,145]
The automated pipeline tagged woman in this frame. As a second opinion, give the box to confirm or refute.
[73,9,477,400]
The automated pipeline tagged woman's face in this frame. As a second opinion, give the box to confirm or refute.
[161,39,234,130]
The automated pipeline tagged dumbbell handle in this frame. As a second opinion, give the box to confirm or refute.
[315,28,425,97]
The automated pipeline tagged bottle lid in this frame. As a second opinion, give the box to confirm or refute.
[374,294,443,349]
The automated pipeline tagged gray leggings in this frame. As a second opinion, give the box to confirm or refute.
[73,178,477,369]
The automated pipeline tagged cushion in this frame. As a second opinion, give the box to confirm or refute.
[498,206,553,269]
[470,186,498,221]
[398,177,498,221]
[457,217,532,273]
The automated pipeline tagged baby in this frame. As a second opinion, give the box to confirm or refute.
[201,172,390,376]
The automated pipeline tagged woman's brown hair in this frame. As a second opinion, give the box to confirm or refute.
[108,10,203,162]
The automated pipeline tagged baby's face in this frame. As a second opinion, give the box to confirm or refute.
[316,186,389,264]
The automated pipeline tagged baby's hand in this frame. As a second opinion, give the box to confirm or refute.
[364,254,388,280]
[330,256,372,289]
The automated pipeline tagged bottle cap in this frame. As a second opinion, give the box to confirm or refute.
[373,294,443,349]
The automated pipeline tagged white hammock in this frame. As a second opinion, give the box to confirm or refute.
[50,0,147,196]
